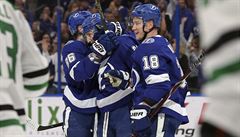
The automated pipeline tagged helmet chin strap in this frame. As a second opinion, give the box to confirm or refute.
[140,24,155,42]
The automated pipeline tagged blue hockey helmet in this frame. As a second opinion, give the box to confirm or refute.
[68,10,92,35]
[131,4,161,28]
[82,13,102,34]
[82,13,125,40]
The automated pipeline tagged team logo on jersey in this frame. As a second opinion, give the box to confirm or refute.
[142,38,155,44]
[131,45,137,51]
[151,5,158,10]
[73,13,79,18]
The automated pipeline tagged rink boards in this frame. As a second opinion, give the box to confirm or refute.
[26,95,208,137]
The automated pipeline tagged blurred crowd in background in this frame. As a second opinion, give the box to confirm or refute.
[15,0,202,94]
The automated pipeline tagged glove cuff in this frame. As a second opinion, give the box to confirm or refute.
[130,109,148,120]
[110,22,122,36]
[92,40,107,56]
[130,104,151,120]
[134,104,151,111]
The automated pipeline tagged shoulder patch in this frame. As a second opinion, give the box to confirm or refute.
[142,38,155,44]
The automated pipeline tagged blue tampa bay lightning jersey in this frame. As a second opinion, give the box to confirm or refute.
[62,40,100,113]
[131,35,189,124]
[97,34,139,112]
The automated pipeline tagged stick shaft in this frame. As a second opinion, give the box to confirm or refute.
[95,0,107,30]
[37,122,63,131]
[26,116,63,131]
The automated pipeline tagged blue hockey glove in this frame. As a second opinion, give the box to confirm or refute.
[105,30,120,47]
[103,70,130,90]
[91,31,118,58]
[131,105,152,137]
[93,25,105,40]
[93,21,123,40]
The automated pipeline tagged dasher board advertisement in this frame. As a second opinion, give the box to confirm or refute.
[26,96,208,137]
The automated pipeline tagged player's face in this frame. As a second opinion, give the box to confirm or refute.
[85,30,94,44]
[132,17,145,40]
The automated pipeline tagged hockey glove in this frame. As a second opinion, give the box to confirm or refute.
[108,21,123,36]
[131,105,152,137]
[103,70,130,90]
[93,25,105,40]
[105,30,120,47]
[93,21,123,40]
[91,31,118,58]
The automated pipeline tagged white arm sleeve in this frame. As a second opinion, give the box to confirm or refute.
[16,11,49,98]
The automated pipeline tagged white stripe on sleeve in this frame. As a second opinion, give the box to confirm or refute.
[69,61,80,80]
[145,73,170,85]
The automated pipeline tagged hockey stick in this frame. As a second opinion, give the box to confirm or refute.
[95,0,107,31]
[95,0,121,50]
[95,0,122,36]
[26,116,63,131]
[148,50,205,119]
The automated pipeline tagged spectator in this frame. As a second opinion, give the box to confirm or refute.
[156,0,170,35]
[37,32,51,56]
[187,35,201,92]
[89,3,98,13]
[61,22,70,43]
[104,8,116,22]
[39,6,56,33]
[172,39,190,75]
[50,37,67,93]
[108,0,128,26]
[79,0,90,11]
[31,20,42,42]
[171,0,197,41]
[61,0,72,11]
[63,1,79,22]
[36,32,57,94]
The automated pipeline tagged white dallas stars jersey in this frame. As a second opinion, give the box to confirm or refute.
[0,1,49,136]
[197,0,240,136]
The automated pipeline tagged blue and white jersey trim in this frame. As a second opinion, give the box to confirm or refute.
[97,87,133,108]
[64,86,97,108]
[162,99,187,116]
[145,73,170,85]
[97,62,133,111]
[158,99,189,124]
[131,68,140,91]
[69,61,80,80]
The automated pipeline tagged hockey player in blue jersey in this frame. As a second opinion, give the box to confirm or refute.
[104,4,189,137]
[82,13,139,137]
[62,11,118,137]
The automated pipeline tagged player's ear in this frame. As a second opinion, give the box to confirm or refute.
[145,20,154,31]
[77,25,83,34]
